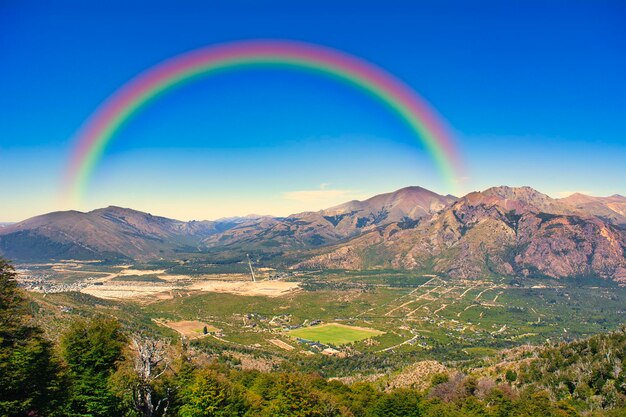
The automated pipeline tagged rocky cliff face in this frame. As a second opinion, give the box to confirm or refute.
[295,187,626,284]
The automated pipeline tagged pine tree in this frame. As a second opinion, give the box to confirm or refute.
[0,258,63,416]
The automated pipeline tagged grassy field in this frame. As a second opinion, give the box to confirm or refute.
[288,323,384,345]
[159,320,219,338]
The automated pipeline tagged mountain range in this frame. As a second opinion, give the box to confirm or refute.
[1,186,625,283]
[296,187,626,283]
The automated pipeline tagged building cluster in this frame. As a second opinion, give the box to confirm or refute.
[16,275,91,293]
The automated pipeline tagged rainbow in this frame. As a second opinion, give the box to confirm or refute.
[65,40,462,202]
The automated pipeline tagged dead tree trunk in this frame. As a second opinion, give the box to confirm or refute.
[131,337,170,417]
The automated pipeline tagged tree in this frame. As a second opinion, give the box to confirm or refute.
[61,316,127,417]
[0,258,63,416]
[0,259,22,328]
[505,370,517,383]
[369,390,422,417]
[126,336,172,417]
[177,369,248,417]
[252,373,343,417]
[430,373,449,387]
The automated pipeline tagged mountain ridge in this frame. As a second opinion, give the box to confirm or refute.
[293,186,626,283]
[1,186,625,283]
[201,186,457,252]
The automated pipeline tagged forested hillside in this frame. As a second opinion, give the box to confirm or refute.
[1,259,625,416]
[518,329,626,410]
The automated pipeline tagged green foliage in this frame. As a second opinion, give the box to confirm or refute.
[61,317,127,417]
[254,373,343,417]
[177,369,247,417]
[431,373,449,386]
[4,257,626,416]
[0,259,63,417]
[369,390,421,416]
[0,259,22,328]
[505,369,517,383]
[518,327,626,409]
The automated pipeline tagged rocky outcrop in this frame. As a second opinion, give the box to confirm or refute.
[295,187,626,283]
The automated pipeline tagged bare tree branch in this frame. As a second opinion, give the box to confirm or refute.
[130,335,171,417]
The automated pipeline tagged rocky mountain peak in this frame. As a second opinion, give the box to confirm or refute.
[459,186,565,215]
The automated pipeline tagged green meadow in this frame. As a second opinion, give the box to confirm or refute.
[288,323,384,345]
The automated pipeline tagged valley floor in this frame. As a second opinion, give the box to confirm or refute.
[18,260,626,379]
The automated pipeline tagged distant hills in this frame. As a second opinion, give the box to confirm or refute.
[1,186,625,283]
[559,193,626,226]
[0,206,244,261]
[202,186,456,252]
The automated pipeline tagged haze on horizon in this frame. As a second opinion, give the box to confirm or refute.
[1,1,625,222]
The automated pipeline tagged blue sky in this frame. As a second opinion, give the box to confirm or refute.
[1,0,625,221]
